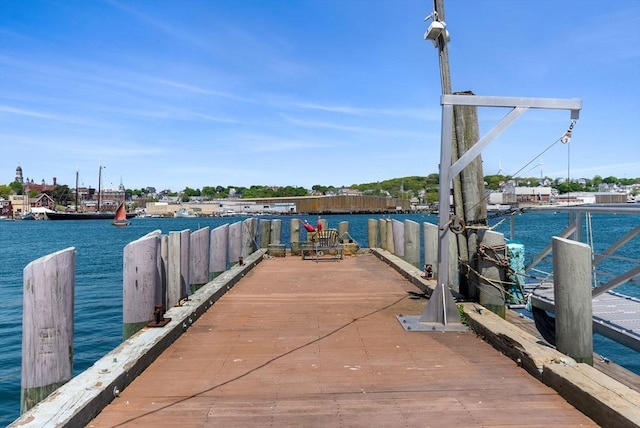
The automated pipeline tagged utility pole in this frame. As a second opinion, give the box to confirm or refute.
[395,0,467,332]
[433,0,486,299]
[434,0,451,95]
[432,0,467,294]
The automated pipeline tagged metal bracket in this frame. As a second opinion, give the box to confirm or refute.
[147,305,171,328]
[397,283,468,332]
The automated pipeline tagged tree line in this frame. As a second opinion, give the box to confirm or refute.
[1,174,638,208]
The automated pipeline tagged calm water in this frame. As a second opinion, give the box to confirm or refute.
[1,211,638,425]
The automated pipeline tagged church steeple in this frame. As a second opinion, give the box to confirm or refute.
[15,165,23,184]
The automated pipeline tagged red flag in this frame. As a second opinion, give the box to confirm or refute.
[303,221,315,232]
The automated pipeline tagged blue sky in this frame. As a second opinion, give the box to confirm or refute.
[1,0,638,192]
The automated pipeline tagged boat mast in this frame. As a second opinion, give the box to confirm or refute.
[75,169,79,213]
[98,164,103,212]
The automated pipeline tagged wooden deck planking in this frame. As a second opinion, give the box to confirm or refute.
[88,253,596,427]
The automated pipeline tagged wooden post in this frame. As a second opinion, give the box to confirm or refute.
[290,218,301,255]
[378,219,388,250]
[167,229,190,308]
[250,217,259,253]
[404,219,420,268]
[160,234,168,310]
[228,221,241,264]
[477,229,507,318]
[455,92,487,298]
[123,233,160,340]
[270,219,282,245]
[434,0,467,294]
[368,218,378,248]
[338,221,349,243]
[392,219,404,257]
[385,219,394,253]
[424,222,438,277]
[553,237,593,365]
[21,247,75,414]
[259,219,271,248]
[210,224,229,279]
[241,218,257,258]
[189,227,210,292]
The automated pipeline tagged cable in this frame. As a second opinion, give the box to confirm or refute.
[462,119,576,221]
[109,294,409,427]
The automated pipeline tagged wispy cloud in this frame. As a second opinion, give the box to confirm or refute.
[106,0,212,51]
[291,102,440,121]
[0,105,96,125]
[281,114,433,140]
[154,79,251,103]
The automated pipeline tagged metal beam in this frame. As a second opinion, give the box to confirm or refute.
[592,266,640,298]
[451,106,528,178]
[414,93,582,332]
[442,94,582,112]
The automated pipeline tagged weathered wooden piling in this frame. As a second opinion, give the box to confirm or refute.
[385,219,395,253]
[452,92,486,298]
[259,219,271,248]
[167,229,190,308]
[404,220,420,268]
[290,218,301,255]
[21,247,75,414]
[368,219,378,248]
[553,237,593,364]
[160,234,168,306]
[266,219,286,256]
[392,219,404,257]
[123,231,162,340]
[270,219,282,244]
[189,227,210,292]
[228,221,241,264]
[477,229,507,318]
[337,221,349,242]
[242,218,257,258]
[378,219,388,250]
[210,224,229,279]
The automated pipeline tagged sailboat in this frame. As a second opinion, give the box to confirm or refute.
[47,166,136,221]
[112,201,130,227]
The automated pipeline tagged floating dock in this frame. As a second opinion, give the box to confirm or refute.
[531,286,640,352]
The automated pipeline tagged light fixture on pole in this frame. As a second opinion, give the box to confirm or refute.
[423,11,450,47]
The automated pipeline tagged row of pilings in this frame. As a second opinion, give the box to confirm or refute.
[19,216,593,415]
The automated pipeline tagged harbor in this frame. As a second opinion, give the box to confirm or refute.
[1,2,639,425]
[4,210,640,427]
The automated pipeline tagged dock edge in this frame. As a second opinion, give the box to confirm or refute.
[8,249,267,428]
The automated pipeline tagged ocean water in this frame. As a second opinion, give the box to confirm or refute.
[0,211,638,425]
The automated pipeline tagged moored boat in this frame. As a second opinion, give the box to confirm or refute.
[174,208,197,218]
[111,201,130,227]
[47,211,136,220]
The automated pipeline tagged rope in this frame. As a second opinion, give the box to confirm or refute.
[460,241,535,304]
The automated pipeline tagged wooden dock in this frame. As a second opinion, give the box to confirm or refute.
[86,253,601,427]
